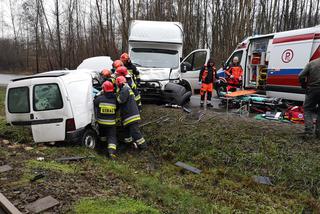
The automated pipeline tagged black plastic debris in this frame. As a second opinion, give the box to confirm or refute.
[30,173,45,182]
[252,176,273,185]
[55,156,94,162]
[175,161,202,174]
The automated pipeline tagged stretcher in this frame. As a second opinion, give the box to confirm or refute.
[220,90,283,114]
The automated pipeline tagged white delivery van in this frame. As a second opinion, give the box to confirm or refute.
[217,25,320,102]
[5,70,101,148]
[128,20,210,104]
[77,56,113,72]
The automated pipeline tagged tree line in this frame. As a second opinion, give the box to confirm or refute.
[1,0,319,73]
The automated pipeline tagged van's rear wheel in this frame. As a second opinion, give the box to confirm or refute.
[81,129,97,149]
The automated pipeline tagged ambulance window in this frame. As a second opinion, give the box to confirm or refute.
[193,51,208,70]
[33,84,63,111]
[226,51,243,66]
[8,87,30,113]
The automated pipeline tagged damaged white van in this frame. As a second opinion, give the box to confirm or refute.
[5,70,100,148]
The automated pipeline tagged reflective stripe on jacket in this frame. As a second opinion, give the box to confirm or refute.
[117,84,141,126]
[94,93,117,126]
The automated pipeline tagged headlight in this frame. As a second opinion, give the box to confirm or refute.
[170,79,180,84]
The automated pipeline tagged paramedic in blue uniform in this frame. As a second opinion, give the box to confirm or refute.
[299,57,320,139]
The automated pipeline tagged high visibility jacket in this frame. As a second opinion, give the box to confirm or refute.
[125,62,140,84]
[94,93,117,126]
[126,75,142,108]
[225,64,243,80]
[117,84,141,126]
[199,64,217,84]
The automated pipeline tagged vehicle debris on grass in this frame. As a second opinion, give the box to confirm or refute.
[174,161,202,174]
[26,196,59,214]
[0,165,13,173]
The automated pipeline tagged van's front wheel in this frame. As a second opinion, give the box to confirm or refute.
[81,129,97,149]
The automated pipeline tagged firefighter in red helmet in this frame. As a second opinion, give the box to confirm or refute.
[116,76,146,149]
[115,66,142,111]
[94,81,118,158]
[120,52,140,85]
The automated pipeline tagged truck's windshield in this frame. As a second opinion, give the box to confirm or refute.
[130,48,179,69]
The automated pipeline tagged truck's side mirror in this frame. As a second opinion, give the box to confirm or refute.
[180,62,192,73]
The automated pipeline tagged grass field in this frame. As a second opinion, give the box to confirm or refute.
[0,88,319,213]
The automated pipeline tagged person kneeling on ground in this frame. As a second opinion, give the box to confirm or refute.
[298,57,320,139]
[199,58,217,108]
[94,81,118,158]
[115,76,146,149]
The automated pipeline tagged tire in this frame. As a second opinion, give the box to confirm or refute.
[180,80,192,92]
[81,128,97,149]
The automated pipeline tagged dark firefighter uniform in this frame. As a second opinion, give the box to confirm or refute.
[199,64,217,106]
[125,62,141,85]
[117,83,146,149]
[94,93,117,156]
[126,75,142,111]
[225,64,243,92]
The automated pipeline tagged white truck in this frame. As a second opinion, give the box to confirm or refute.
[5,70,102,147]
[128,20,210,104]
[217,25,320,102]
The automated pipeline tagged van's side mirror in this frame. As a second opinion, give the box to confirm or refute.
[180,62,192,73]
[221,61,226,70]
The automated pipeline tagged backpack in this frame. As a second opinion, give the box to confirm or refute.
[284,106,304,124]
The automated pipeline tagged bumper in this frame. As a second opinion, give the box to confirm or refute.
[65,127,85,143]
[139,81,191,105]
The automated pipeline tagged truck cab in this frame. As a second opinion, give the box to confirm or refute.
[128,20,210,105]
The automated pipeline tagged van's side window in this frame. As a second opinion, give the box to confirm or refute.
[8,87,30,113]
[33,84,63,111]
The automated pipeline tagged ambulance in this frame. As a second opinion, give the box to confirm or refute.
[218,25,320,101]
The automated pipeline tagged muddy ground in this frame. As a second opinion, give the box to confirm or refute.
[1,86,320,213]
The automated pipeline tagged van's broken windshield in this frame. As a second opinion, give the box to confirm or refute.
[130,48,179,69]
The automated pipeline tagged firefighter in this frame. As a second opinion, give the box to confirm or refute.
[225,56,243,92]
[120,53,140,85]
[115,66,142,111]
[116,76,146,149]
[199,58,217,108]
[298,57,320,139]
[101,68,115,84]
[112,60,124,73]
[94,81,118,158]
